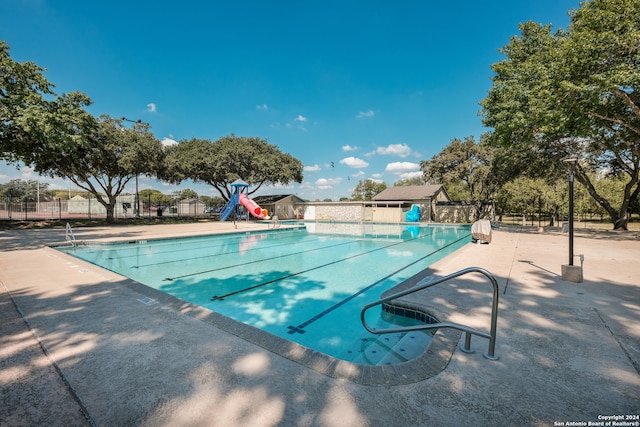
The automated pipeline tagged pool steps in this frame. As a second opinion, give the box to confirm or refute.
[361,266,500,361]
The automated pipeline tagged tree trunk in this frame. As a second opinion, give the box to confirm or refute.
[574,165,635,231]
[613,214,628,231]
[104,194,118,224]
[104,203,115,224]
[472,200,482,222]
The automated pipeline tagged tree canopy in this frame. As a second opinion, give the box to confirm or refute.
[1,41,94,165]
[480,0,640,229]
[420,136,496,202]
[1,42,164,223]
[40,115,163,223]
[351,179,387,201]
[162,135,304,201]
[393,177,425,186]
[0,179,52,201]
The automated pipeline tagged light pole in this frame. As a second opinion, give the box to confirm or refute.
[562,157,578,265]
[121,117,143,218]
[561,157,582,282]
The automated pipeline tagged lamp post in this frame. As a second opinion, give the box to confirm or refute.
[561,157,582,282]
[562,157,578,265]
[121,117,143,218]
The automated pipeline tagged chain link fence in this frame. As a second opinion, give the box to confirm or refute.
[0,198,221,221]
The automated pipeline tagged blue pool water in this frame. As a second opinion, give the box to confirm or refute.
[57,222,471,365]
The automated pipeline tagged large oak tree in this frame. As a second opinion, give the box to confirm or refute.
[1,41,94,164]
[420,136,495,202]
[39,115,164,223]
[420,136,496,220]
[481,0,640,230]
[351,179,387,201]
[2,42,164,223]
[162,135,303,201]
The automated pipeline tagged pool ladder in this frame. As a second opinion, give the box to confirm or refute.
[360,267,500,360]
[65,222,80,247]
[64,223,84,248]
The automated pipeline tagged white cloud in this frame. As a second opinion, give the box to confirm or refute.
[295,115,307,122]
[385,161,421,174]
[19,165,36,180]
[368,178,385,184]
[342,144,358,152]
[256,104,268,110]
[161,137,178,147]
[304,164,321,172]
[352,171,365,178]
[340,157,369,168]
[299,181,314,189]
[315,177,342,189]
[371,173,383,179]
[147,103,157,113]
[356,110,375,119]
[376,143,412,157]
[398,171,424,180]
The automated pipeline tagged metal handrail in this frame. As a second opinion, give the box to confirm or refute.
[360,266,500,360]
[65,222,77,246]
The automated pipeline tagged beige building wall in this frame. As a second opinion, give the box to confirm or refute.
[303,203,363,221]
[371,206,404,222]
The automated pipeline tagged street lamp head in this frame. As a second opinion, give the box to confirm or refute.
[121,117,143,124]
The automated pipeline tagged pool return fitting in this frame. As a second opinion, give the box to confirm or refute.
[360,266,500,360]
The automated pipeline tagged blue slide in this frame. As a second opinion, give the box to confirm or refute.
[219,194,239,221]
[405,205,420,222]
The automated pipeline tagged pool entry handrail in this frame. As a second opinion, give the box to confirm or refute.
[65,222,77,246]
[360,266,500,360]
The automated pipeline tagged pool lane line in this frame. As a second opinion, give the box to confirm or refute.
[130,233,331,270]
[98,229,307,262]
[210,227,458,301]
[210,229,452,300]
[68,228,301,259]
[166,239,360,281]
[285,232,471,335]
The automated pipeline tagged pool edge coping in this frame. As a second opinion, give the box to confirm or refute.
[50,223,467,386]
[120,275,460,386]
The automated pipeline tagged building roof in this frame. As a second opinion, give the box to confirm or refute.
[373,185,447,201]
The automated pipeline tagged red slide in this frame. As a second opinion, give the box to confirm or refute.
[238,193,267,219]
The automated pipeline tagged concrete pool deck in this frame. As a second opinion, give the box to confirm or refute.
[1,222,639,426]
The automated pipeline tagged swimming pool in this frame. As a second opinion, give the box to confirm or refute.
[57,222,471,365]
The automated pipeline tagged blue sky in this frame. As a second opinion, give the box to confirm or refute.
[1,0,580,201]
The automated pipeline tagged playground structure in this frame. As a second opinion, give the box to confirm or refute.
[220,179,268,222]
[405,204,421,222]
